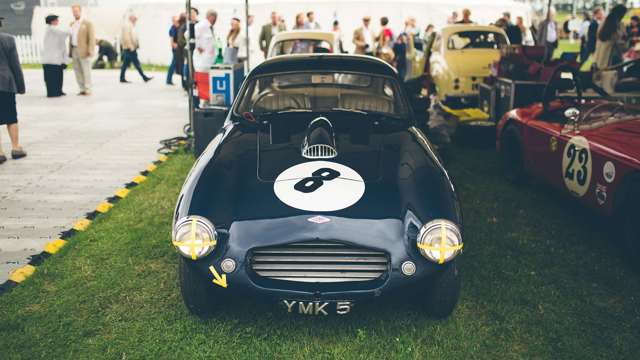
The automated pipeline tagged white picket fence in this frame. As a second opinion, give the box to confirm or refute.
[15,35,42,64]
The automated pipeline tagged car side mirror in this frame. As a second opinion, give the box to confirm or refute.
[564,107,580,128]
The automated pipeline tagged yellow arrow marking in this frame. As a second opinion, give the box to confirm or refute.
[209,265,228,288]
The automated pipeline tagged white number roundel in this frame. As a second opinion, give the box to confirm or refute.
[273,161,365,212]
[562,136,592,197]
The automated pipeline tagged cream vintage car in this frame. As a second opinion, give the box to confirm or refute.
[429,25,509,108]
[267,31,341,58]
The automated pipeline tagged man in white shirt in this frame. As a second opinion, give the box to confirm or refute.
[193,9,217,72]
[42,14,69,97]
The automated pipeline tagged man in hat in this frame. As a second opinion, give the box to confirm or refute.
[70,5,96,95]
[0,16,27,163]
[42,14,70,97]
[353,16,375,55]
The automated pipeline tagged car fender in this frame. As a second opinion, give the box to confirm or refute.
[495,109,523,152]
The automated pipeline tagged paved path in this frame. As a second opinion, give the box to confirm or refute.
[0,69,186,283]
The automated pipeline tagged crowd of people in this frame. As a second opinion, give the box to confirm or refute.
[2,4,640,165]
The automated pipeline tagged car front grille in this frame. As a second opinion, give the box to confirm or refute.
[250,241,389,283]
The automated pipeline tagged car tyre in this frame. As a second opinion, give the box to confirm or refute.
[422,260,461,319]
[500,123,525,183]
[620,180,640,270]
[179,257,218,317]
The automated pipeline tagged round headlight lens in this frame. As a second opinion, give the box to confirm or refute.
[417,219,463,264]
[172,216,217,260]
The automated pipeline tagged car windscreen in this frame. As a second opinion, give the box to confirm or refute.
[270,39,333,57]
[579,103,640,129]
[447,31,507,50]
[234,71,410,118]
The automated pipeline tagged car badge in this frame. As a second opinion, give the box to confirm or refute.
[549,137,558,152]
[308,216,331,224]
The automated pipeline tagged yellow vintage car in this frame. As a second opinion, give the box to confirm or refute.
[429,25,509,108]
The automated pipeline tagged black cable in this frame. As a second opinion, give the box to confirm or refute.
[157,121,193,154]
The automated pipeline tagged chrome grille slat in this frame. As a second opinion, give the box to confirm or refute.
[252,255,388,263]
[255,271,383,278]
[253,248,383,255]
[252,263,388,271]
[267,277,372,283]
[250,241,389,283]
[302,144,337,159]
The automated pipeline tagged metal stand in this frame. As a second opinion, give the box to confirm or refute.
[186,0,194,134]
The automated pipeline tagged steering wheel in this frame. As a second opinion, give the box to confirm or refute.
[251,92,304,113]
[542,64,583,114]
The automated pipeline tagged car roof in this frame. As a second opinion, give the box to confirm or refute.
[440,24,507,38]
[270,30,338,43]
[248,54,398,78]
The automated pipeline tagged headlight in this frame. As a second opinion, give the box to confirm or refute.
[172,216,218,260]
[417,219,463,264]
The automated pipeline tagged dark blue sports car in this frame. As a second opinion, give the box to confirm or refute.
[172,54,463,318]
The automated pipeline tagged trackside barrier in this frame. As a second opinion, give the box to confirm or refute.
[0,153,173,295]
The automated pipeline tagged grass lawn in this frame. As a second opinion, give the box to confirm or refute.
[0,146,639,359]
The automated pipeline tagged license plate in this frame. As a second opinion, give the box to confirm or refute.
[281,300,354,316]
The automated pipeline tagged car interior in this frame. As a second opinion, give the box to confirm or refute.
[539,65,640,129]
[447,31,507,50]
[237,72,406,117]
[270,40,334,57]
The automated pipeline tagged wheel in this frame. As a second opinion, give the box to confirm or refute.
[500,123,525,183]
[422,260,461,319]
[620,181,640,270]
[178,257,219,317]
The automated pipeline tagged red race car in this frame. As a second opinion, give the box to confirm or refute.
[496,65,640,265]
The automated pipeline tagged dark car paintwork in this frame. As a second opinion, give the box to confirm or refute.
[174,55,462,301]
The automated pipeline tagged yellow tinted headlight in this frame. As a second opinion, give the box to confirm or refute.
[172,216,217,260]
[417,219,463,264]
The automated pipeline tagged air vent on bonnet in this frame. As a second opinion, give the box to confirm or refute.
[301,117,337,159]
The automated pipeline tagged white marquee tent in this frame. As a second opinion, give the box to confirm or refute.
[31,0,534,66]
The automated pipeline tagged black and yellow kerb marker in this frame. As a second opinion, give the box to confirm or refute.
[0,154,171,295]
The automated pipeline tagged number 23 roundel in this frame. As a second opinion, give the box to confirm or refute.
[562,136,592,197]
[273,161,365,212]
